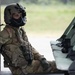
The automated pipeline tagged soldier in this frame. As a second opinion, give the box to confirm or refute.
[0,3,57,75]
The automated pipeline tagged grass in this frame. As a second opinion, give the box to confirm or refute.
[1,4,75,38]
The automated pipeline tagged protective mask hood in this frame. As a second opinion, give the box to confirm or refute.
[10,17,26,27]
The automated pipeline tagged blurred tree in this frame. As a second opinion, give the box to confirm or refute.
[1,0,20,5]
[23,0,38,4]
[62,0,68,4]
[1,0,75,5]
[70,0,75,3]
[60,0,72,4]
[30,0,38,3]
[22,0,75,5]
[23,0,51,5]
[38,0,51,5]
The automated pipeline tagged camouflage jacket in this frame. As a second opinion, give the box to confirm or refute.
[0,25,44,67]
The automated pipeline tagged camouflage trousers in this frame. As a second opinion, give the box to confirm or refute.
[9,60,57,75]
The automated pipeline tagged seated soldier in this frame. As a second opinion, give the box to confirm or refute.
[0,3,57,75]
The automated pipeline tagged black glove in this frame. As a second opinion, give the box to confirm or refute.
[24,51,33,65]
[20,46,33,65]
[40,58,50,71]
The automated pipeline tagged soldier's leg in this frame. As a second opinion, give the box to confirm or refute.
[36,60,58,73]
[21,60,43,74]
[48,61,58,73]
[22,60,58,74]
[37,61,58,73]
[9,66,24,75]
[22,60,56,74]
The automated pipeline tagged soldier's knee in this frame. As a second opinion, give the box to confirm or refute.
[48,61,58,72]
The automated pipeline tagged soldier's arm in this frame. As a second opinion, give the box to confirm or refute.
[0,29,10,49]
[23,31,44,60]
[21,28,50,70]
[21,28,45,60]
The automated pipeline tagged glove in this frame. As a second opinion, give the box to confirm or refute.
[24,51,33,65]
[20,46,33,65]
[40,58,51,71]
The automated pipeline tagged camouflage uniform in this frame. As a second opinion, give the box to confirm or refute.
[0,25,57,75]
[0,3,58,75]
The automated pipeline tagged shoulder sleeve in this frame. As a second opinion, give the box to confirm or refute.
[0,29,10,44]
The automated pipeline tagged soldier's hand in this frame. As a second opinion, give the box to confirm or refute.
[40,58,51,71]
[25,51,33,65]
